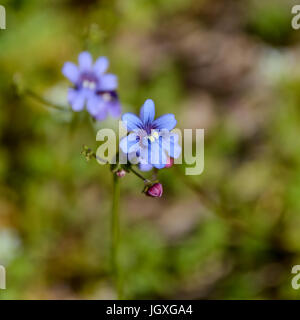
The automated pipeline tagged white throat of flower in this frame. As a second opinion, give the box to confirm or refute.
[102,93,112,102]
[82,80,96,90]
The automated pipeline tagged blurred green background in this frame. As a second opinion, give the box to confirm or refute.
[1,0,300,299]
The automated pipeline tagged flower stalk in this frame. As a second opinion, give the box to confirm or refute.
[111,172,122,299]
[129,166,149,182]
[23,88,69,112]
[81,145,165,296]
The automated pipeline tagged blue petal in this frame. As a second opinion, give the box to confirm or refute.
[157,136,168,168]
[94,56,109,75]
[108,99,121,118]
[162,133,181,158]
[153,114,177,130]
[86,94,102,116]
[94,107,108,121]
[98,74,118,91]
[122,113,143,131]
[140,99,155,125]
[139,163,153,171]
[139,144,150,165]
[62,62,79,83]
[78,51,93,70]
[149,139,167,169]
[68,88,86,111]
[98,92,121,118]
[119,133,140,154]
[169,141,181,158]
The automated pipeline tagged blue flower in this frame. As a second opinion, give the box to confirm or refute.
[120,99,181,171]
[62,51,121,121]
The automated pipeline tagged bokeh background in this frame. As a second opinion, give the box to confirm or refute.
[1,0,300,299]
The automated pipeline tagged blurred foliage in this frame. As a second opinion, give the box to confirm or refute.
[0,0,300,300]
[247,0,296,45]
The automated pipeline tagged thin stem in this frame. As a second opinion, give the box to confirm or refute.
[111,173,122,299]
[24,89,69,112]
[129,167,149,182]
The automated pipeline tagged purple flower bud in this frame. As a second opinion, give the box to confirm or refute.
[116,169,126,178]
[146,183,163,198]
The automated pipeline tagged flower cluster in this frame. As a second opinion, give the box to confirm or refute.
[120,99,181,171]
[65,52,182,197]
[62,51,121,121]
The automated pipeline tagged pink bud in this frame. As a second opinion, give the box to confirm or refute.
[146,183,163,198]
[165,157,174,169]
[116,169,126,178]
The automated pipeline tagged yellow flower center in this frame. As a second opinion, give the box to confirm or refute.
[148,131,159,142]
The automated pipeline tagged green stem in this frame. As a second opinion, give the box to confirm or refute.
[111,173,122,299]
[129,167,148,182]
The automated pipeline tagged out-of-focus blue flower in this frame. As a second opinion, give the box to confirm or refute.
[120,99,181,170]
[62,51,121,121]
